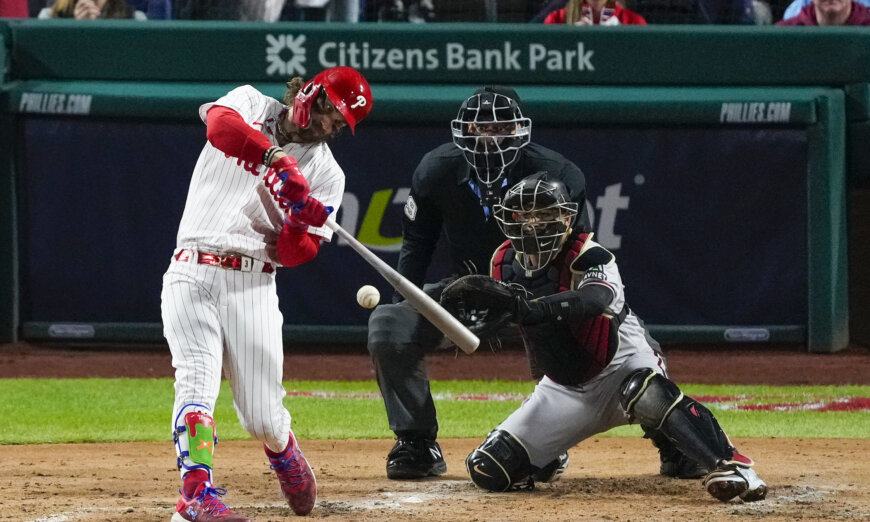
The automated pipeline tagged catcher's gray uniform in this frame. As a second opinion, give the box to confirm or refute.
[495,236,665,467]
[453,173,767,502]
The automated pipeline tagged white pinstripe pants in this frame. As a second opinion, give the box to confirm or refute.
[161,258,291,454]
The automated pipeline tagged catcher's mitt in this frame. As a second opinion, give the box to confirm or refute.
[440,275,525,338]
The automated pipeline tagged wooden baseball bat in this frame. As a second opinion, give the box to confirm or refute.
[325,220,480,354]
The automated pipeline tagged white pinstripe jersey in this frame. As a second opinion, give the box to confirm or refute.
[175,85,345,266]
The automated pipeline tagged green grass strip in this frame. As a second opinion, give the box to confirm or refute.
[0,379,866,444]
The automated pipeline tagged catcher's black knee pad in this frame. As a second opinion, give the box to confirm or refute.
[620,369,734,471]
[620,369,682,426]
[466,430,533,492]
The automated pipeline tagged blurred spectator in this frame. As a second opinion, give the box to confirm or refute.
[1,0,29,17]
[625,0,754,23]
[776,0,870,23]
[543,0,648,24]
[173,0,237,19]
[130,0,170,18]
[377,0,434,22]
[280,0,359,21]
[325,0,360,21]
[752,0,773,23]
[38,0,147,18]
[241,0,285,21]
[781,0,870,19]
[530,0,568,22]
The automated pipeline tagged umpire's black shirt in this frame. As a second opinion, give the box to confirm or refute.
[397,142,589,288]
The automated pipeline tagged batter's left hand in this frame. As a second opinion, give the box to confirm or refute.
[288,197,332,228]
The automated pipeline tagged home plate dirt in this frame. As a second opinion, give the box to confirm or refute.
[0,438,867,521]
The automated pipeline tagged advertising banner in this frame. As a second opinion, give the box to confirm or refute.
[20,118,807,328]
[9,22,870,86]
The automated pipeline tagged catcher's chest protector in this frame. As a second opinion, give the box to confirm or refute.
[492,234,621,386]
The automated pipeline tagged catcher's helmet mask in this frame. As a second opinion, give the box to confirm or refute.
[494,172,579,275]
[451,86,531,207]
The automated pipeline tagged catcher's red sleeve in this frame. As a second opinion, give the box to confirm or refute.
[205,106,274,165]
[276,225,322,267]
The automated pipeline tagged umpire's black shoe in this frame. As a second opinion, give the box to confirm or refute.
[386,437,447,479]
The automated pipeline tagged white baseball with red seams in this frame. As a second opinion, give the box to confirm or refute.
[161,84,345,462]
[356,285,381,309]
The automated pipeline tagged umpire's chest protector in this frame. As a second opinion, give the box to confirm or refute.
[491,235,620,386]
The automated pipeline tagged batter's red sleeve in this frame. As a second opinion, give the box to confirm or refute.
[276,225,322,267]
[205,106,274,165]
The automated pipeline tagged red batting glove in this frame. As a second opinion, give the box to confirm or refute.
[284,211,309,231]
[273,155,310,204]
[288,197,331,228]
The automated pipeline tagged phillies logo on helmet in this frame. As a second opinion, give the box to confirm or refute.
[351,95,367,109]
[293,66,373,134]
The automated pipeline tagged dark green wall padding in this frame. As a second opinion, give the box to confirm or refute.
[0,22,857,351]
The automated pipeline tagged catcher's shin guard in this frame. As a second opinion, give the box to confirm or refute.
[174,403,218,481]
[531,451,569,483]
[642,426,710,479]
[466,430,534,492]
[620,369,736,472]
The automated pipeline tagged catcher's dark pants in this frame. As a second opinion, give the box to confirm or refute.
[367,280,452,439]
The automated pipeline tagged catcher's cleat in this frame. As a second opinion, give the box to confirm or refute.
[660,451,709,479]
[703,453,767,502]
[266,433,317,516]
[531,451,570,483]
[171,481,251,522]
[386,437,447,479]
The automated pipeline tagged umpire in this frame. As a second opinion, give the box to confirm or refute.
[366,85,591,479]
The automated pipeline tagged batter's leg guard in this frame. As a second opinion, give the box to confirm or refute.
[466,430,535,492]
[620,369,767,502]
[173,403,218,482]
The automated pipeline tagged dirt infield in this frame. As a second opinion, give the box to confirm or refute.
[0,342,868,521]
[2,438,867,522]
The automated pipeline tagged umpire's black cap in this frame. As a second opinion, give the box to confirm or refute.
[473,85,523,111]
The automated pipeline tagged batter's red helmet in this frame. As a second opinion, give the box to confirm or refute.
[292,66,372,134]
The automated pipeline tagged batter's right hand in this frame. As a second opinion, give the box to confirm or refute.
[289,197,332,228]
[273,155,310,204]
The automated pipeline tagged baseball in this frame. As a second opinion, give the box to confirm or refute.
[356,285,380,309]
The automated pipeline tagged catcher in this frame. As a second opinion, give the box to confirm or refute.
[440,172,768,502]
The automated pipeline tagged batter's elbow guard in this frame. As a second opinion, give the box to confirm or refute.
[466,430,533,492]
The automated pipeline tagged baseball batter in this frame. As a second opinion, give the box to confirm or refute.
[441,173,768,502]
[161,66,372,521]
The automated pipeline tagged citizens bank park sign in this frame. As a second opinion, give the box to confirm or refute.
[265,34,595,77]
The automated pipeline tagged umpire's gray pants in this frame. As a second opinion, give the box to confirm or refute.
[366,280,451,438]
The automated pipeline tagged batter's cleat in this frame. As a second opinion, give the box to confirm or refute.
[266,434,317,516]
[531,451,570,483]
[386,437,447,479]
[171,481,251,522]
[703,453,767,502]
